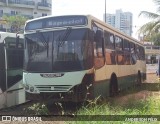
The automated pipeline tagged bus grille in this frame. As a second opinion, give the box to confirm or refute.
[35,85,72,92]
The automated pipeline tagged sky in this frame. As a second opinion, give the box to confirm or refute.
[52,0,156,39]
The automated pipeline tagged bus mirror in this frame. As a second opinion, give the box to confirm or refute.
[95,30,102,42]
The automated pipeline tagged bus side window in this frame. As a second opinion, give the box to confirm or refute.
[94,30,105,69]
[104,31,116,65]
[123,39,131,65]
[130,42,137,65]
[139,46,145,60]
[115,36,123,51]
[115,36,124,65]
[0,43,5,70]
[0,43,6,92]
[94,30,103,57]
[135,45,140,60]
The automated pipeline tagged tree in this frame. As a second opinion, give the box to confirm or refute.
[138,0,160,45]
[2,15,28,33]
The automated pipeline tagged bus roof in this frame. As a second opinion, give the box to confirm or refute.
[25,14,143,46]
[87,15,143,46]
[25,14,86,23]
[0,32,24,43]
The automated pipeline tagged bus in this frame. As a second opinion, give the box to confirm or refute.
[0,32,25,109]
[23,15,146,102]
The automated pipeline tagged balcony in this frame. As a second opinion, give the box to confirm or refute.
[0,0,6,6]
[37,2,51,11]
[2,13,33,19]
[8,0,35,9]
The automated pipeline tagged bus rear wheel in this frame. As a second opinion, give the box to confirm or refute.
[109,73,118,97]
[137,71,142,86]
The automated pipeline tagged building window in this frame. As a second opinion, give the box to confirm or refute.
[0,25,3,28]
[11,11,16,15]
[42,13,47,16]
[11,11,19,15]
[15,0,20,4]
[0,10,3,17]
[42,0,47,4]
[0,10,3,14]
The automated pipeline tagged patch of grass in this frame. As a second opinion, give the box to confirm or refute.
[66,96,160,124]
[27,103,49,115]
[66,81,160,124]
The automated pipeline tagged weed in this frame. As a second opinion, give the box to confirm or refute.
[27,103,49,115]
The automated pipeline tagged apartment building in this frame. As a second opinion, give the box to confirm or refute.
[104,9,133,36]
[0,0,52,32]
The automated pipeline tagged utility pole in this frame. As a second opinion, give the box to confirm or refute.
[158,56,160,78]
[105,0,106,23]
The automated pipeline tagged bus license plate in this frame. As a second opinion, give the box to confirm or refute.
[51,87,54,90]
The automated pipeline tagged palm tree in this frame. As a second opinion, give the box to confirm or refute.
[2,15,28,33]
[138,0,160,45]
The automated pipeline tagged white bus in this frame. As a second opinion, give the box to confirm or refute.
[23,15,146,102]
[0,32,25,109]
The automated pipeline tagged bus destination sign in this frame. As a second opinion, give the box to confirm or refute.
[46,16,87,27]
[25,16,87,31]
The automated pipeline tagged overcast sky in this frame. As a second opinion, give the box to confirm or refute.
[52,0,156,39]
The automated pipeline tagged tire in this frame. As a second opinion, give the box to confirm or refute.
[137,71,142,86]
[109,74,118,97]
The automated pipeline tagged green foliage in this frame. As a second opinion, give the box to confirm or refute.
[67,82,160,123]
[28,103,49,115]
[2,15,28,33]
[138,0,160,46]
[150,33,160,46]
[66,96,160,124]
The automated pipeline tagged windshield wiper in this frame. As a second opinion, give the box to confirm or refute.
[57,27,72,47]
[36,31,49,57]
[56,27,72,58]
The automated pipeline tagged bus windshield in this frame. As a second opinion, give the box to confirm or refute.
[24,28,93,72]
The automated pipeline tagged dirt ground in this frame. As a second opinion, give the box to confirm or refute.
[146,73,160,83]
[113,73,160,105]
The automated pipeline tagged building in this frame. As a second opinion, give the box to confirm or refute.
[144,42,160,64]
[104,9,133,36]
[0,0,52,32]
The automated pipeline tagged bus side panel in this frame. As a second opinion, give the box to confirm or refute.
[93,74,136,98]
[7,70,23,90]
[6,48,24,89]
[118,74,136,91]
[93,79,110,98]
[7,80,26,108]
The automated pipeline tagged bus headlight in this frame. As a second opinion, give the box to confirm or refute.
[30,87,34,92]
